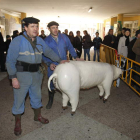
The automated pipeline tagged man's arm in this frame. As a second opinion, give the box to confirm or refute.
[6,37,21,88]
[6,37,21,79]
[42,40,62,63]
[132,38,140,55]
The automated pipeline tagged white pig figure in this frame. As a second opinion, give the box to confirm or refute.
[48,61,122,115]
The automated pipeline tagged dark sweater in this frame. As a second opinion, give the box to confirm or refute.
[93,37,102,49]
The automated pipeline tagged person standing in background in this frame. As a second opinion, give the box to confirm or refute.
[64,29,69,37]
[0,32,6,72]
[5,35,11,54]
[132,38,140,92]
[39,30,46,39]
[103,29,116,48]
[83,30,92,61]
[118,28,132,79]
[115,27,126,50]
[68,31,75,60]
[12,30,19,40]
[128,29,140,87]
[93,32,102,62]
[74,31,83,58]
[103,29,116,64]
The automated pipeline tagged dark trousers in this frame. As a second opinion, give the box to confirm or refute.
[0,52,6,71]
[76,49,82,58]
[69,54,73,60]
[93,49,100,61]
[84,49,90,61]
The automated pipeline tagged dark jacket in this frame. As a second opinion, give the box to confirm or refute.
[115,33,124,50]
[74,36,82,50]
[103,34,116,48]
[128,38,137,60]
[83,34,92,49]
[5,39,11,54]
[0,32,6,52]
[93,37,102,50]
[39,35,46,40]
[132,38,140,63]
[68,36,75,46]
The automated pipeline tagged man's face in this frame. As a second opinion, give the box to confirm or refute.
[77,31,80,36]
[65,29,68,34]
[25,23,39,38]
[125,31,130,36]
[41,30,44,34]
[137,33,140,38]
[49,25,58,37]
[96,33,99,37]
[109,30,113,35]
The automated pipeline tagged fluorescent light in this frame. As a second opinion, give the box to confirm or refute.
[88,7,92,13]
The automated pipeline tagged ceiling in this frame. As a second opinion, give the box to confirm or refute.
[1,0,140,24]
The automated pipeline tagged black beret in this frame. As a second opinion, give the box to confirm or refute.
[47,21,59,28]
[6,35,11,38]
[122,27,126,31]
[125,28,131,32]
[22,17,40,24]
[135,29,140,36]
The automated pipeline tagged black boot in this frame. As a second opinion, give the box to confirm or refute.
[14,114,22,136]
[33,108,49,124]
[46,90,55,109]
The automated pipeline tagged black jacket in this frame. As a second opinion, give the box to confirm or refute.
[93,37,102,49]
[128,38,137,60]
[103,34,116,48]
[0,32,6,52]
[68,36,75,46]
[83,35,92,49]
[74,36,82,50]
[39,35,46,40]
[115,33,124,50]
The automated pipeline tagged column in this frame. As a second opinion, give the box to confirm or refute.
[117,14,123,34]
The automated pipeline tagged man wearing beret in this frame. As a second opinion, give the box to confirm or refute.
[42,21,83,109]
[6,17,68,136]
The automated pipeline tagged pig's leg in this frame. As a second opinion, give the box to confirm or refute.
[102,83,111,103]
[68,91,79,115]
[97,85,104,99]
[62,92,69,110]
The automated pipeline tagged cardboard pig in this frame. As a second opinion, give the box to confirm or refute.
[48,61,122,115]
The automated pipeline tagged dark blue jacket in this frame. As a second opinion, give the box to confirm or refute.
[93,37,102,50]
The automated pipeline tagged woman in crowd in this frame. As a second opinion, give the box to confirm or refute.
[83,30,92,61]
[68,31,75,60]
[118,28,132,78]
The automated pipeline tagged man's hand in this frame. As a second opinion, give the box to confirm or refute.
[12,78,20,89]
[60,60,69,64]
[50,63,57,70]
[111,41,114,44]
[76,58,84,61]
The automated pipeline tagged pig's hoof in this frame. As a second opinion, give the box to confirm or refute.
[99,96,103,99]
[62,106,67,110]
[71,112,75,116]
[103,99,107,103]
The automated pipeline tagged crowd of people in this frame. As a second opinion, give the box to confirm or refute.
[0,17,140,136]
